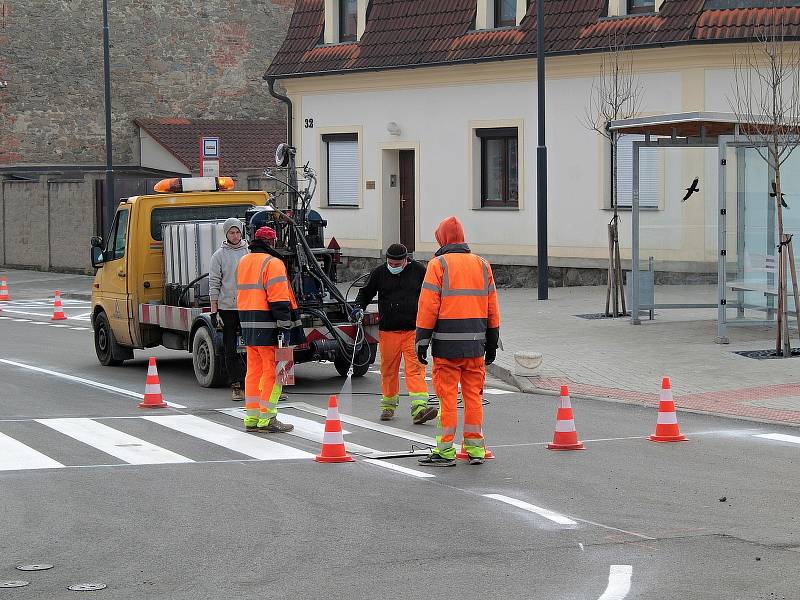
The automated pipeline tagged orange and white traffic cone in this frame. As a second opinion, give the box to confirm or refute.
[649,377,687,442]
[0,277,10,302]
[51,291,67,321]
[315,395,354,463]
[139,357,168,408]
[547,386,585,451]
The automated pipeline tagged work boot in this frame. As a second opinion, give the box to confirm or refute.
[413,406,438,425]
[468,455,485,465]
[257,417,294,433]
[418,453,456,467]
[278,393,289,402]
[231,383,244,402]
[380,408,395,421]
[244,420,259,432]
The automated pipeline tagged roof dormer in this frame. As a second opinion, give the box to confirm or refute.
[607,0,665,17]
[475,0,530,30]
[323,0,369,44]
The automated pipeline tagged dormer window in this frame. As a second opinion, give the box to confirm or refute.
[494,0,516,27]
[339,0,357,42]
[475,0,529,30]
[628,0,655,14]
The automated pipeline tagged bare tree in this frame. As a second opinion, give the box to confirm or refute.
[582,35,643,317]
[728,10,800,357]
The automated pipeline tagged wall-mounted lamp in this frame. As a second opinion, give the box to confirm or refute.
[386,121,401,136]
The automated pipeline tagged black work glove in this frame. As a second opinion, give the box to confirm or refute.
[485,347,497,365]
[416,345,429,366]
[211,312,224,331]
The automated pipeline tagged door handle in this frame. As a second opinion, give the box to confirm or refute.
[117,269,126,277]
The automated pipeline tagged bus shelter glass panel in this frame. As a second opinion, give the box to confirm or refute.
[732,147,799,321]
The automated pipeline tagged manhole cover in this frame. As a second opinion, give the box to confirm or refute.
[734,348,800,360]
[68,583,107,591]
[17,564,53,571]
[0,581,29,588]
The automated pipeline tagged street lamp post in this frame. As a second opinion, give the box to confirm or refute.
[536,0,548,300]
[102,0,115,227]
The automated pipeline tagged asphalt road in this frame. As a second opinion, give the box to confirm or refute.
[0,288,799,599]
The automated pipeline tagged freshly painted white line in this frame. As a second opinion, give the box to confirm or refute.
[483,389,515,395]
[0,431,64,471]
[755,433,800,444]
[48,324,70,328]
[38,418,193,465]
[0,316,9,320]
[144,414,314,460]
[11,318,31,322]
[29,321,49,325]
[70,327,89,331]
[482,493,577,525]
[597,565,633,600]
[216,407,376,454]
[283,402,435,446]
[1,309,56,317]
[364,458,435,478]
[71,312,92,319]
[0,358,186,409]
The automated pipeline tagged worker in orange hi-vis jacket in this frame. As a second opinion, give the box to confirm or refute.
[237,226,305,434]
[415,216,500,467]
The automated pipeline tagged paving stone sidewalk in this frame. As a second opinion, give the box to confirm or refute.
[489,285,800,426]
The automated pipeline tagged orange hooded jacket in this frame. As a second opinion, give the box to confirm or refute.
[416,216,500,359]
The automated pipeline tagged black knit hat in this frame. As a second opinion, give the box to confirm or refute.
[386,243,408,260]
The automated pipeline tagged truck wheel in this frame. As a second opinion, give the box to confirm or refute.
[192,327,226,388]
[94,311,124,366]
[334,343,371,378]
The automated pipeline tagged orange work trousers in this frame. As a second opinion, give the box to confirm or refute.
[244,346,277,426]
[379,330,429,413]
[431,357,486,459]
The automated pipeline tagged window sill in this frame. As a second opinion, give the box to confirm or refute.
[604,206,661,212]
[325,204,361,209]
[473,206,520,211]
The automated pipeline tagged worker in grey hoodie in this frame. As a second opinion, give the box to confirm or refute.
[209,218,249,401]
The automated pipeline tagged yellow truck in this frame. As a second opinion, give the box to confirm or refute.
[89,173,378,387]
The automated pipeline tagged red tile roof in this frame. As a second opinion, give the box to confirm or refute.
[135,119,286,174]
[266,1,800,78]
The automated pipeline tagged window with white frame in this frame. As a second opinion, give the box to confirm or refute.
[494,0,516,27]
[324,133,359,206]
[615,135,661,208]
[339,0,357,42]
[478,127,519,208]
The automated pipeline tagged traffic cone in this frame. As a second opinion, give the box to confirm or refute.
[649,377,687,442]
[51,291,67,321]
[139,357,168,408]
[547,386,585,451]
[315,395,354,463]
[0,277,10,301]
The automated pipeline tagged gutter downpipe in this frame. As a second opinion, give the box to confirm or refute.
[266,75,293,147]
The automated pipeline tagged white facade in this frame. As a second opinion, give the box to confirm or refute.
[283,45,756,272]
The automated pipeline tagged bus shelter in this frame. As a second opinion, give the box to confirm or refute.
[608,112,799,343]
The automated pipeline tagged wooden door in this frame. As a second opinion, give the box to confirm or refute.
[399,150,415,252]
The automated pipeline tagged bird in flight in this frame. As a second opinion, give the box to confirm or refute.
[770,181,790,209]
[682,177,700,202]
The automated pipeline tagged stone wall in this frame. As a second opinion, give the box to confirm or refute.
[0,0,295,166]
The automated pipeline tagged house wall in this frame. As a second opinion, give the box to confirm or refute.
[284,44,755,276]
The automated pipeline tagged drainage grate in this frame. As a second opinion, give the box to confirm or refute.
[734,348,800,360]
[574,312,631,320]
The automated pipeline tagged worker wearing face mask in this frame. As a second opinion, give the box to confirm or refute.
[353,244,436,424]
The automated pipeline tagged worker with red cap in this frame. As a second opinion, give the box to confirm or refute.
[236,226,304,433]
[416,216,500,466]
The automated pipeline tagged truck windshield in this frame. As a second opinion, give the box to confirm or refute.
[150,205,252,240]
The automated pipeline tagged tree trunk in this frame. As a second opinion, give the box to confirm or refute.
[775,168,792,356]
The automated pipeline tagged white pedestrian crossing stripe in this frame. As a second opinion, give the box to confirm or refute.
[0,431,64,471]
[143,414,313,461]
[38,418,194,465]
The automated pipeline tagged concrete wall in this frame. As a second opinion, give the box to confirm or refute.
[0,0,295,167]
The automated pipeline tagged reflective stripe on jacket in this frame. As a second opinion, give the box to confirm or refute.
[236,253,298,347]
[415,245,500,359]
